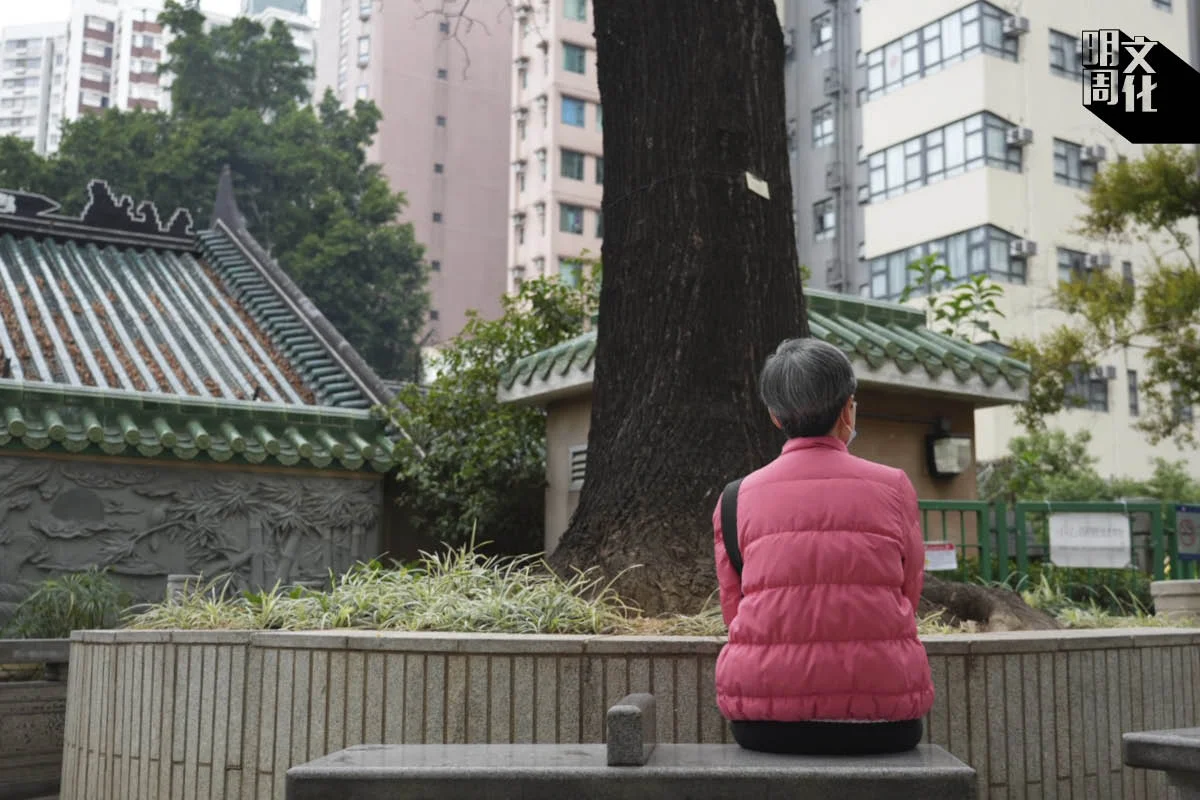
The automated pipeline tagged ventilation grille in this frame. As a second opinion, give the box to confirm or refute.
[569,445,587,491]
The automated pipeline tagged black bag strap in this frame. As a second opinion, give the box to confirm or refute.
[720,479,745,578]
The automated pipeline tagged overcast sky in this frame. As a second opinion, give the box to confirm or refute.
[0,0,322,29]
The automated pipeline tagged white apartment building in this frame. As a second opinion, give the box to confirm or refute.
[0,22,68,155]
[786,0,1196,478]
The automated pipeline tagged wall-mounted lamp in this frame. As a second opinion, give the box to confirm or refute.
[926,418,973,479]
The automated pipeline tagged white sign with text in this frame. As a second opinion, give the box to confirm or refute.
[1049,512,1131,569]
[1177,505,1200,561]
[924,541,958,572]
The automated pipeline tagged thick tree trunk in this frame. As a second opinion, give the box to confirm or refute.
[547,0,805,615]
[920,576,1061,632]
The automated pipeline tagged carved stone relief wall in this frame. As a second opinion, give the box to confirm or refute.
[0,455,383,623]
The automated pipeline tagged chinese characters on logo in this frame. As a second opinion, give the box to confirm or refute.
[1081,29,1158,112]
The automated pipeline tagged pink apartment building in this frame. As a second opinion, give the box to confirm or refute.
[317,0,511,345]
[507,0,603,292]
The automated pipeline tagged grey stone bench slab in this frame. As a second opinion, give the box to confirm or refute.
[287,692,976,799]
[1124,727,1200,798]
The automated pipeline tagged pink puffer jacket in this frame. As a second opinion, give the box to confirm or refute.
[713,436,935,723]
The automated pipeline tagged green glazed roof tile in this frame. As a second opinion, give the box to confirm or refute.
[500,290,1030,399]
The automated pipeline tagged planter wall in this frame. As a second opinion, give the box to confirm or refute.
[62,628,1200,800]
[1152,580,1200,622]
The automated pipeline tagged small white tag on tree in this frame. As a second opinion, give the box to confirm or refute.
[745,172,770,199]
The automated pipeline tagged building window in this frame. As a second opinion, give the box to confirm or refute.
[1122,260,1135,287]
[1154,0,1172,9]
[813,198,836,241]
[439,20,450,33]
[357,36,370,65]
[1056,247,1093,283]
[1066,366,1110,412]
[595,209,603,238]
[563,42,586,74]
[1053,139,1097,189]
[436,115,447,126]
[533,256,545,275]
[1048,30,1083,80]
[564,0,587,22]
[434,162,444,173]
[432,212,443,223]
[431,260,441,272]
[812,12,833,53]
[865,2,1018,102]
[595,156,604,184]
[560,204,584,234]
[812,104,834,147]
[561,148,585,180]
[866,112,1021,203]
[430,309,439,321]
[356,84,368,99]
[1128,370,1139,416]
[519,67,527,88]
[436,68,448,79]
[559,258,582,287]
[596,103,603,130]
[518,172,526,192]
[868,225,1025,300]
[1176,388,1193,423]
[517,119,526,140]
[561,95,586,127]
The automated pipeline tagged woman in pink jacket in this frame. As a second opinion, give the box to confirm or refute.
[713,337,935,755]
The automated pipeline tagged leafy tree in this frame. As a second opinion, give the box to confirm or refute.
[380,272,600,552]
[1009,145,1200,447]
[979,428,1200,504]
[0,1,427,379]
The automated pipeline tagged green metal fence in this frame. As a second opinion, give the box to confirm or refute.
[917,499,1200,589]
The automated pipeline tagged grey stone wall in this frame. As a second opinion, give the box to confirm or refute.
[60,628,1200,800]
[0,455,383,620]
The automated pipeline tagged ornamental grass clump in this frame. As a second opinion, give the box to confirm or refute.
[125,541,636,635]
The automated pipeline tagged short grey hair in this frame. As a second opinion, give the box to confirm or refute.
[759,338,857,439]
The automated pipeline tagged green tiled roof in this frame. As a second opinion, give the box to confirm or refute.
[499,289,1030,396]
[0,380,399,472]
[197,229,372,409]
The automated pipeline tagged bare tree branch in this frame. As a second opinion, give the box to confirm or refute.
[409,0,522,80]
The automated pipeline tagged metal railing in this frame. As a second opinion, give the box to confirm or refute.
[918,499,1200,590]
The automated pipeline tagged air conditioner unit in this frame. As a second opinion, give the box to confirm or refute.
[514,56,529,67]
[783,28,795,57]
[1002,15,1030,37]
[535,94,547,109]
[514,106,528,119]
[826,258,843,280]
[855,50,866,67]
[856,185,870,204]
[854,0,862,10]
[823,67,841,96]
[1085,253,1112,269]
[1009,239,1038,258]
[858,241,866,259]
[358,5,370,20]
[512,159,526,172]
[511,211,526,223]
[1081,145,1107,163]
[1005,127,1033,146]
[1090,365,1117,381]
[825,162,843,190]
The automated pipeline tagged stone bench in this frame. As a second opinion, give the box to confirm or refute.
[286,693,977,800]
[1123,727,1200,798]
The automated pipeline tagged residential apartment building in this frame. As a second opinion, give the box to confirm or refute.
[784,0,1195,478]
[61,0,170,122]
[242,0,308,14]
[316,0,511,345]
[0,22,68,155]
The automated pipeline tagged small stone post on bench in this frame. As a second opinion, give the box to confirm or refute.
[1124,727,1200,797]
[605,693,655,766]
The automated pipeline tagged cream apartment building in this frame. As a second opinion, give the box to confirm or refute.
[848,0,1195,478]
[0,22,68,155]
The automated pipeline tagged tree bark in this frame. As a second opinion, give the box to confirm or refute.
[919,576,1061,632]
[547,0,805,615]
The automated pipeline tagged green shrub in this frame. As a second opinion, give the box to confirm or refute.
[3,567,132,639]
